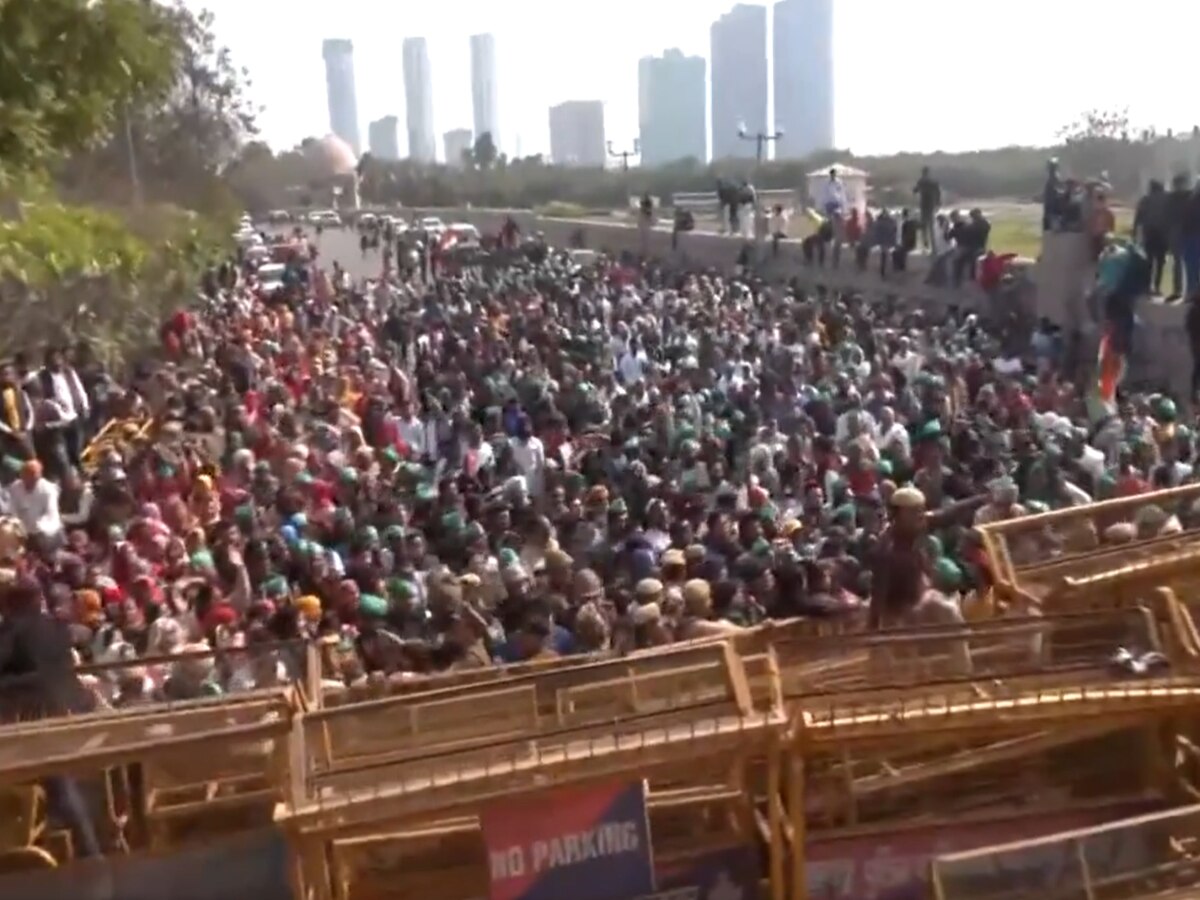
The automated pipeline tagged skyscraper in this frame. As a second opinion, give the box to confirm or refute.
[322,39,361,155]
[403,37,436,162]
[710,4,768,160]
[470,33,500,150]
[367,115,400,161]
[773,0,834,158]
[444,129,474,169]
[548,101,606,167]
[638,49,707,166]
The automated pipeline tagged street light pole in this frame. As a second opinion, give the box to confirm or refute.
[607,139,640,172]
[608,139,646,253]
[735,125,783,259]
[737,125,784,165]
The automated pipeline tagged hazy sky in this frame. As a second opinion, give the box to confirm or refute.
[193,0,1194,160]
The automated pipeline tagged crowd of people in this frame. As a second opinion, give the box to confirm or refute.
[0,199,1190,726]
[792,167,995,287]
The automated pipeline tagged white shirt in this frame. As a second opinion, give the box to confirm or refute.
[820,178,847,215]
[619,351,646,385]
[892,350,923,383]
[47,370,87,422]
[879,422,911,458]
[9,477,62,539]
[509,436,546,497]
[462,439,494,473]
[398,416,426,458]
[1076,445,1106,482]
[835,409,878,446]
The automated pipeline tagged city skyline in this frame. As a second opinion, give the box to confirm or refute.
[208,0,1196,161]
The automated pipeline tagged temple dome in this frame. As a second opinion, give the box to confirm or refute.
[305,134,358,177]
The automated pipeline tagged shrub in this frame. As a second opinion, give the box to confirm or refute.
[0,198,229,369]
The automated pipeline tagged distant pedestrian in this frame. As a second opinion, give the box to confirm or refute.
[913,166,941,250]
[1134,179,1169,295]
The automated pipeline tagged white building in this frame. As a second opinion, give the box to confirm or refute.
[470,34,500,151]
[774,0,835,158]
[403,37,436,162]
[322,39,361,155]
[549,101,606,168]
[444,129,474,169]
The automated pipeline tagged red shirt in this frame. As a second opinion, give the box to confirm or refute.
[846,464,877,498]
[1116,473,1150,498]
[979,252,1018,291]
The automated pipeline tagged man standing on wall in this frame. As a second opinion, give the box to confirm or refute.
[819,168,847,268]
[1166,174,1191,300]
[1133,179,1169,295]
[913,166,942,251]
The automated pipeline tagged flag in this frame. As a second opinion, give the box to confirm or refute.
[1088,325,1126,423]
[436,229,458,253]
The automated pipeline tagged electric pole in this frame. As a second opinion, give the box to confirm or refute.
[737,125,784,165]
[607,139,640,172]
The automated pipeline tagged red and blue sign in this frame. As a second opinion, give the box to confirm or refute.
[480,780,656,900]
[646,845,760,900]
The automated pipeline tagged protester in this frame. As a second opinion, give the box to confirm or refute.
[913,167,942,251]
[1134,179,1170,295]
[0,209,1188,726]
[818,168,847,264]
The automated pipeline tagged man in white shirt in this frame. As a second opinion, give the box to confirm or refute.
[35,348,90,470]
[820,169,847,218]
[618,340,646,385]
[397,401,428,460]
[8,458,62,546]
[509,415,546,498]
[770,205,790,257]
[819,168,848,267]
[877,407,911,460]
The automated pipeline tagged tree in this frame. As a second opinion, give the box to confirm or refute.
[0,0,180,186]
[1056,107,1149,194]
[1057,108,1133,144]
[0,198,229,365]
[473,132,498,170]
[56,2,258,215]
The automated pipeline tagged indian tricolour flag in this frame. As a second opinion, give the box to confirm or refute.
[1087,326,1127,423]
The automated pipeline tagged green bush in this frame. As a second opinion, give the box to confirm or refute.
[0,198,229,368]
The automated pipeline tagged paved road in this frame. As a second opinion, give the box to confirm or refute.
[262,224,385,281]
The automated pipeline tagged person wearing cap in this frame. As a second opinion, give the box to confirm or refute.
[869,486,931,629]
[632,601,671,649]
[677,578,743,639]
[634,577,663,610]
[445,604,493,670]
